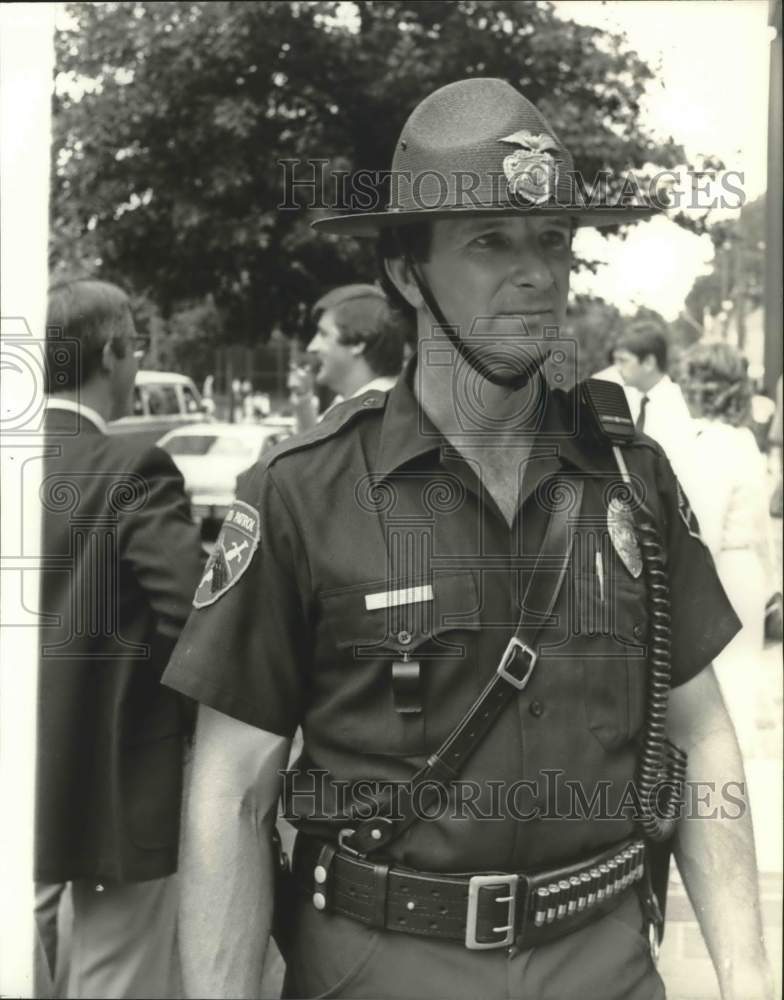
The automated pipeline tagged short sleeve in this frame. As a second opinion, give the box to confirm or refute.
[655,451,741,687]
[162,463,308,737]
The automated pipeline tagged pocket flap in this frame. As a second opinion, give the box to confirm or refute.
[321,570,480,652]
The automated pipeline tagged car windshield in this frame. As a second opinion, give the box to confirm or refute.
[146,384,180,415]
[162,435,217,456]
[162,433,257,458]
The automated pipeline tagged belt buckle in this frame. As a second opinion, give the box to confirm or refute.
[465,874,519,950]
[496,638,537,691]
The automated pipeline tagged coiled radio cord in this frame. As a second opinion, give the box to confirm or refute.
[635,516,688,842]
[612,446,688,844]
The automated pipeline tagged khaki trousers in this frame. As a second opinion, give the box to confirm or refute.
[34,876,179,999]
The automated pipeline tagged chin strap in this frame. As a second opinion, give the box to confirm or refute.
[404,253,550,391]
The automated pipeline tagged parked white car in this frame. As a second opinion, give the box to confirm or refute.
[108,371,211,445]
[156,421,291,540]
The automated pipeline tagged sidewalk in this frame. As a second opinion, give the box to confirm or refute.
[658,636,783,1000]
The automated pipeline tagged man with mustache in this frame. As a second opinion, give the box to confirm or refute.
[164,79,772,1000]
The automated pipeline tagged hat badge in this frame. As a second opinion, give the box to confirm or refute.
[500,130,560,205]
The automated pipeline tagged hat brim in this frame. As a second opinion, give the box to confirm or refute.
[311,203,660,236]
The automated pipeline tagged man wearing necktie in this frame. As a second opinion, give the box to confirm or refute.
[613,321,696,486]
[636,393,649,433]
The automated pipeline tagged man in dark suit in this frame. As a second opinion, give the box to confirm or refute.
[35,278,203,998]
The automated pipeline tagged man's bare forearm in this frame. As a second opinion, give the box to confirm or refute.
[178,708,290,999]
[669,670,773,1000]
[179,792,275,998]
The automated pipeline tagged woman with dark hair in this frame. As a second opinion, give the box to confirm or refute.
[681,341,774,754]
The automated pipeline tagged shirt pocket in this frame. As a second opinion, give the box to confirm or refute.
[574,568,648,752]
[317,571,481,757]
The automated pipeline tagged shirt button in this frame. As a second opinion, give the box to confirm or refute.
[397,629,412,645]
[529,700,544,718]
[312,892,326,910]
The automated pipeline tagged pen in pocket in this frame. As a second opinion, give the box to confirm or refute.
[595,549,605,605]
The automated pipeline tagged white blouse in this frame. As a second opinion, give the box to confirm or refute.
[689,420,770,566]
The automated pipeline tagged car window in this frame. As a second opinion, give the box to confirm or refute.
[208,435,256,457]
[182,385,201,413]
[146,384,180,416]
[161,435,217,456]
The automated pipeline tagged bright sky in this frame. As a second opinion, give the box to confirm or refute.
[554,0,771,319]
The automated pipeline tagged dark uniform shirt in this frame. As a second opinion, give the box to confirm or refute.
[163,361,740,874]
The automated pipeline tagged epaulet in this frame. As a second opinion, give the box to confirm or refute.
[260,390,387,470]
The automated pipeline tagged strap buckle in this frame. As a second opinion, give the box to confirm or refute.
[465,874,519,950]
[496,638,537,691]
[337,827,363,858]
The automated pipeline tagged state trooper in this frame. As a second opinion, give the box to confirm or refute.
[163,79,773,999]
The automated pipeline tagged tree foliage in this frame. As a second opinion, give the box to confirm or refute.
[564,297,671,383]
[680,193,766,345]
[52,0,686,354]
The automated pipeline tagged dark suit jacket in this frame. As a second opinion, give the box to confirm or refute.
[36,405,203,883]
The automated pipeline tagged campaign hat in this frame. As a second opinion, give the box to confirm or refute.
[312,77,658,236]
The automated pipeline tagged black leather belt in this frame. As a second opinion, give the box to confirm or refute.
[291,834,647,951]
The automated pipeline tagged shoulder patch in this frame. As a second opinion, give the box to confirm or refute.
[193,500,260,608]
[263,392,386,469]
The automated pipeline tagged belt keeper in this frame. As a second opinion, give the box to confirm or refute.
[312,843,337,911]
[423,754,460,785]
[371,861,390,928]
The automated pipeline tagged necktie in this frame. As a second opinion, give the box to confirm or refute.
[636,394,649,433]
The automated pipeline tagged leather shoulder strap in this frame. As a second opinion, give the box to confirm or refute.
[344,476,584,857]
